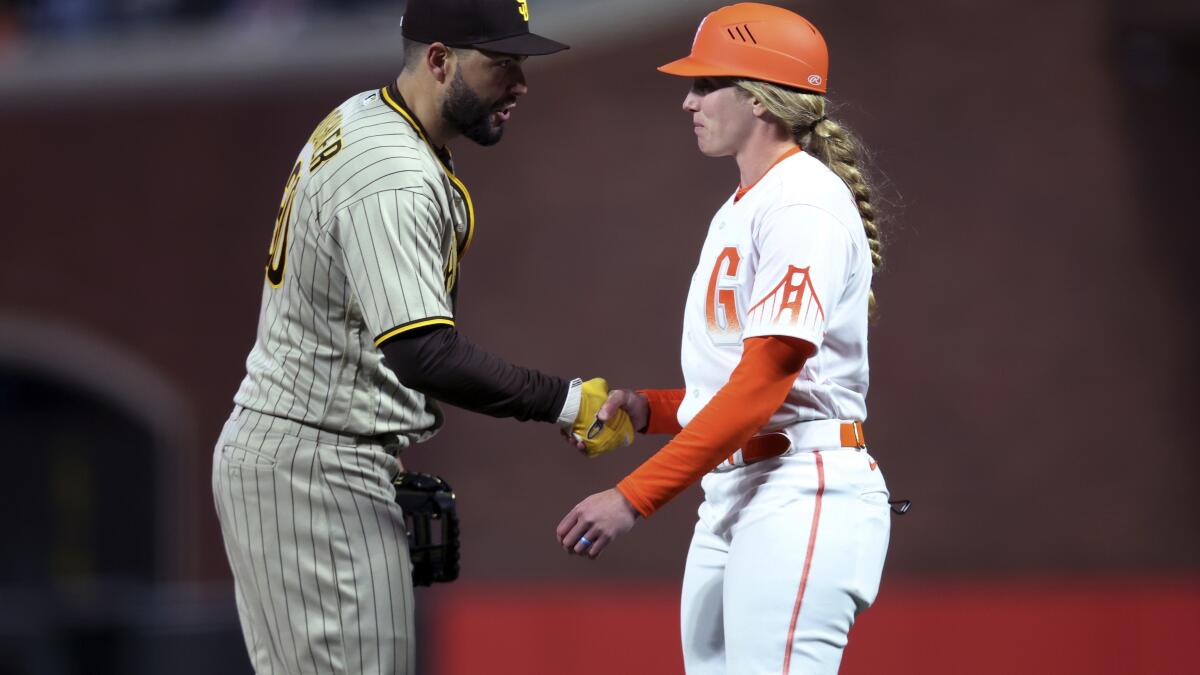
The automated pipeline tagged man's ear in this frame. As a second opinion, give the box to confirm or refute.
[427,42,454,84]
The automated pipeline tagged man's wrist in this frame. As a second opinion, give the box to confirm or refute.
[556,377,583,428]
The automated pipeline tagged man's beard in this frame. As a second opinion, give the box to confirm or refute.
[441,69,508,147]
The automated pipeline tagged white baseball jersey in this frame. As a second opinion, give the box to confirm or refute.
[234,85,474,444]
[675,150,889,675]
[676,149,871,432]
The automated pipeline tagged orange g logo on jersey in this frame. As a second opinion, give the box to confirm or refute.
[705,246,743,344]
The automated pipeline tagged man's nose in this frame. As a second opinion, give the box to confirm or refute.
[510,67,529,96]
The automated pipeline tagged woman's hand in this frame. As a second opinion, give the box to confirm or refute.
[555,488,639,559]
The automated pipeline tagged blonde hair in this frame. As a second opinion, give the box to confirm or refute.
[734,79,883,315]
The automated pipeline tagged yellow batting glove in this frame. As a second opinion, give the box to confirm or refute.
[572,378,634,457]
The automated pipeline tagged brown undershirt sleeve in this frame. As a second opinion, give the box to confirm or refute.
[380,325,569,423]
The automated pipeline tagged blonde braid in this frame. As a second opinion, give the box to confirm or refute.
[734,80,883,316]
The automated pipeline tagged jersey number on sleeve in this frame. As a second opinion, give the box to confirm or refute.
[705,246,743,345]
[266,159,302,288]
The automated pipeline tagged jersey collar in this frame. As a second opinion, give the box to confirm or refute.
[734,145,803,203]
[380,83,477,260]
[382,83,455,170]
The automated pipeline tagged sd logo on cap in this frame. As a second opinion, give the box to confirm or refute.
[402,0,568,56]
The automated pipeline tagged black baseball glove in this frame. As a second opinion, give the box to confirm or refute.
[393,472,460,586]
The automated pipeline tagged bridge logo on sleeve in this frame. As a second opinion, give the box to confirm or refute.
[747,265,825,332]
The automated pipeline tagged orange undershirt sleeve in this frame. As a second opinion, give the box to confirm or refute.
[617,336,811,518]
[637,388,686,435]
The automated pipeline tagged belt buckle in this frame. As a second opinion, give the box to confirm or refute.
[852,421,865,449]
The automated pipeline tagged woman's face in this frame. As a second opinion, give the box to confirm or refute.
[683,78,757,157]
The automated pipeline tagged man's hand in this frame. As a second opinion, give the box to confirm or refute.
[564,387,648,454]
[555,488,639,559]
[563,378,634,457]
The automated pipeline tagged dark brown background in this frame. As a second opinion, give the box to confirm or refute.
[1,0,1196,593]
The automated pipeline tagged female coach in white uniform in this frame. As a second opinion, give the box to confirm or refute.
[557,4,893,673]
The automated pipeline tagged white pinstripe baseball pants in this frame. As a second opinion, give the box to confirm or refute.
[212,406,415,675]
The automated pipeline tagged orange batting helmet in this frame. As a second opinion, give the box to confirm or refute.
[658,3,829,94]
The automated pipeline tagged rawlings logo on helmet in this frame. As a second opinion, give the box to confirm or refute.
[808,74,823,86]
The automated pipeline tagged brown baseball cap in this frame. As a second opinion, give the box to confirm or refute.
[401,0,569,56]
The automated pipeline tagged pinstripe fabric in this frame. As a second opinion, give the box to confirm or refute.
[234,88,471,440]
[213,406,416,675]
[219,87,468,674]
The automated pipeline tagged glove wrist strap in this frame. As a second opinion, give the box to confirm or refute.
[557,377,583,428]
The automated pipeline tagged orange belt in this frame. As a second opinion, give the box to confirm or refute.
[736,421,866,464]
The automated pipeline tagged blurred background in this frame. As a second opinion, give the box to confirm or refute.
[1,0,1197,673]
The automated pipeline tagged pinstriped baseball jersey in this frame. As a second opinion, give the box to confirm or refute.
[234,85,475,442]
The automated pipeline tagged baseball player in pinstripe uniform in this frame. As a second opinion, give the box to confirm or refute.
[211,1,632,673]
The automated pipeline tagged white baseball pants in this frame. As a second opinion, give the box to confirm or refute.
[680,448,891,675]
